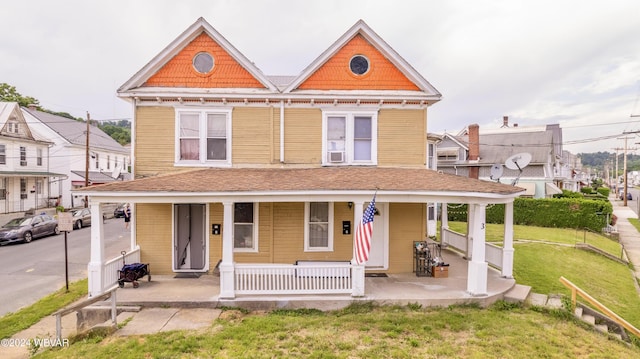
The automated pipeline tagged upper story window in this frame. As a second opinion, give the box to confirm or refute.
[234,203,258,252]
[0,145,5,165]
[106,155,110,170]
[94,153,99,169]
[427,142,437,170]
[19,146,26,166]
[176,109,232,167]
[7,121,19,134]
[322,111,377,166]
[349,55,370,76]
[304,202,334,252]
[437,148,458,162]
[37,149,43,166]
[193,52,214,74]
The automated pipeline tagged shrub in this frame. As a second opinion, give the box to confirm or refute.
[447,197,612,232]
[596,187,610,197]
[580,187,593,194]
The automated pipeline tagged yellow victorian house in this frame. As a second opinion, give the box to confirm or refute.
[77,18,522,300]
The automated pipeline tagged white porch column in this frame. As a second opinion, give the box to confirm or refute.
[466,203,475,259]
[441,202,449,246]
[130,203,137,251]
[351,201,365,297]
[219,201,235,299]
[467,203,488,296]
[87,202,105,297]
[501,201,515,278]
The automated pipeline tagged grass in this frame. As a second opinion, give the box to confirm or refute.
[0,278,87,339]
[629,218,640,232]
[446,221,640,327]
[33,303,640,358]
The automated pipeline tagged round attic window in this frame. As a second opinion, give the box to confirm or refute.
[349,55,369,75]
[193,52,214,74]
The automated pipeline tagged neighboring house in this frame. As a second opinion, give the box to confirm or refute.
[22,106,130,209]
[77,18,523,299]
[437,117,566,198]
[0,102,64,214]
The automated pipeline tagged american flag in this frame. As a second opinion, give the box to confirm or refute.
[354,195,376,265]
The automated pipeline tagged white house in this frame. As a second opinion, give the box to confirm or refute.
[0,102,63,213]
[22,106,130,209]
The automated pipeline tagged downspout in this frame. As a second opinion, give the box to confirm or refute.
[280,101,284,163]
[130,98,137,252]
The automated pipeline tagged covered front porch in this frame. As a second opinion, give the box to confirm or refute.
[75,167,524,303]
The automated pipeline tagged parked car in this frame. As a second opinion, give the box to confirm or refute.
[0,214,60,245]
[620,192,633,200]
[72,208,92,229]
[114,204,126,218]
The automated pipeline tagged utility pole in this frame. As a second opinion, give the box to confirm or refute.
[612,147,623,191]
[84,112,90,208]
[617,137,635,207]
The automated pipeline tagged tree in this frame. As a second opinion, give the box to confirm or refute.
[0,83,39,107]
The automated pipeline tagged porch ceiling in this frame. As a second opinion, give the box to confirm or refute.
[75,167,524,203]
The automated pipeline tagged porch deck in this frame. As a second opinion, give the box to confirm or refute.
[112,250,516,311]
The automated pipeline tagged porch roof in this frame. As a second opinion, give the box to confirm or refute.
[75,167,524,202]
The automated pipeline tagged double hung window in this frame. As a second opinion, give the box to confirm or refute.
[234,203,258,252]
[176,109,231,166]
[323,112,376,165]
[19,147,26,166]
[304,202,333,251]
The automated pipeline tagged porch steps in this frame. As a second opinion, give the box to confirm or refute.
[503,284,531,303]
[517,292,627,343]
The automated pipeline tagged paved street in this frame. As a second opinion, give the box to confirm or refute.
[0,217,131,316]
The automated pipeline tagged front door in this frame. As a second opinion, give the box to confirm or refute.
[366,202,387,269]
[174,204,206,271]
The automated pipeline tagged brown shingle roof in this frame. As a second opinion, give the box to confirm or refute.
[77,167,523,195]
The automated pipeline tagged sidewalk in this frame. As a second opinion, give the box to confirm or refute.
[611,197,640,280]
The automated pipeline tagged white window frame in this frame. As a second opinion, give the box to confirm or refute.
[0,144,5,165]
[19,146,26,166]
[233,202,259,253]
[304,202,334,252]
[37,148,43,166]
[175,108,232,167]
[322,111,377,166]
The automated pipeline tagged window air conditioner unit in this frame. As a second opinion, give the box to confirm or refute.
[328,151,345,163]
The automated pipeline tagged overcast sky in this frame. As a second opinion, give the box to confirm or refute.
[2,0,639,154]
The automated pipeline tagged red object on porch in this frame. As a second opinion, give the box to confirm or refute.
[354,195,376,265]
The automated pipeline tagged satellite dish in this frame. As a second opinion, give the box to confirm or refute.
[112,165,122,180]
[490,164,503,181]
[504,153,532,171]
[504,152,531,186]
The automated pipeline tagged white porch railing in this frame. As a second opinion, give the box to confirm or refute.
[103,248,140,290]
[442,228,467,252]
[442,228,503,270]
[485,243,503,269]
[234,263,353,295]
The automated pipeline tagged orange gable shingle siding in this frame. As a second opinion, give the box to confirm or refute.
[144,33,264,88]
[298,34,419,91]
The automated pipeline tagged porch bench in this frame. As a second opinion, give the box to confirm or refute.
[295,260,351,278]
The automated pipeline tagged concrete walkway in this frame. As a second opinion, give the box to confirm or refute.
[611,197,640,280]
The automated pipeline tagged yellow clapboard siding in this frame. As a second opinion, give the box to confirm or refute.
[388,203,426,273]
[283,108,322,164]
[135,107,177,176]
[136,203,173,274]
[208,203,223,266]
[378,109,426,167]
[232,108,274,164]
